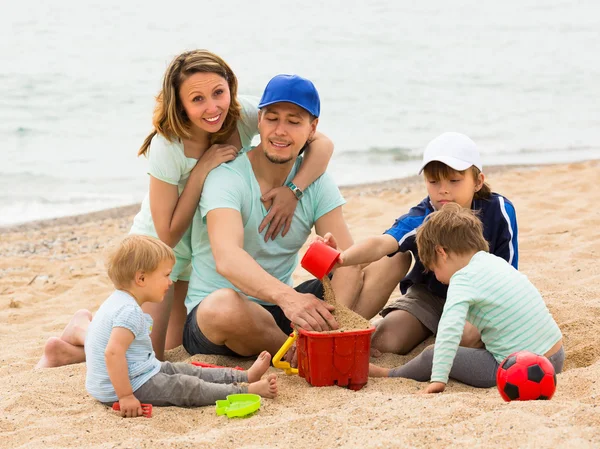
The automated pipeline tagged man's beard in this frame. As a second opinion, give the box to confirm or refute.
[264,150,294,165]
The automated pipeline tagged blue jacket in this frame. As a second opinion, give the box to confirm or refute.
[384,193,518,299]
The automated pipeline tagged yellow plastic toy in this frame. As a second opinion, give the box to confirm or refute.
[272,330,299,375]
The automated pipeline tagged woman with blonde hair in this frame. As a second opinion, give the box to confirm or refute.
[37,50,333,367]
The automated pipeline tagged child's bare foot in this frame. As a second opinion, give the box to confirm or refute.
[35,337,86,369]
[368,363,391,378]
[60,309,92,346]
[247,351,272,383]
[248,373,278,399]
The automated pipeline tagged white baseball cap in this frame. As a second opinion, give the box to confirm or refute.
[418,132,483,174]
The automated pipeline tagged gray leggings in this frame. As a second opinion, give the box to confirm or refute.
[130,361,248,406]
[390,345,565,388]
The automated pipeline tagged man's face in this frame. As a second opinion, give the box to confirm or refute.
[258,102,317,164]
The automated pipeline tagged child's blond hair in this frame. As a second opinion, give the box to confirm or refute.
[423,161,491,200]
[416,203,489,270]
[106,235,175,289]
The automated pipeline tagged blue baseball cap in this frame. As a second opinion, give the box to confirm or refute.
[258,74,320,118]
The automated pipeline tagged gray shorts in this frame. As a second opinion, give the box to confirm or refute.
[381,284,445,334]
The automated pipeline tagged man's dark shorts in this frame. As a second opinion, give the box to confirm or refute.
[182,278,327,357]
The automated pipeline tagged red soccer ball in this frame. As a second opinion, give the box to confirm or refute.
[496,351,557,402]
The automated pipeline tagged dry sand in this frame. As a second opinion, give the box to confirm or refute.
[322,275,372,331]
[1,160,599,448]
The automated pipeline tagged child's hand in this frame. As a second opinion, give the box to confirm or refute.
[284,341,298,368]
[320,232,339,250]
[259,186,298,241]
[118,394,144,418]
[419,382,446,395]
[313,233,345,267]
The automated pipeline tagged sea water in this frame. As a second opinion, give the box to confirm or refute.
[1,0,599,225]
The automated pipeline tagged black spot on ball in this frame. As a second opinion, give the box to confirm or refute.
[527,365,545,383]
[539,395,549,400]
[502,355,517,370]
[504,382,520,401]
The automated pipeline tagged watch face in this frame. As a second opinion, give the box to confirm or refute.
[287,181,303,199]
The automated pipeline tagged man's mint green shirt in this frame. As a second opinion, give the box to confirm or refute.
[185,150,345,314]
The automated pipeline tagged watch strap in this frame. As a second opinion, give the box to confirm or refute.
[286,181,304,200]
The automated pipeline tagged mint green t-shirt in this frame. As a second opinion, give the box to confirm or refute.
[185,150,346,314]
[129,95,259,281]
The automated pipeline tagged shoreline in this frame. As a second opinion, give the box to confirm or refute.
[0,162,570,235]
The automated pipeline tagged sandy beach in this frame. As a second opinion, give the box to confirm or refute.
[1,160,599,449]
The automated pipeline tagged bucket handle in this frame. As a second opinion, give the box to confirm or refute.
[272,330,298,375]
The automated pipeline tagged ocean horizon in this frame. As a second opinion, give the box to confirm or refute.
[2,0,599,226]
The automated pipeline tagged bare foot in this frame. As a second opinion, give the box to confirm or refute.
[368,363,390,378]
[35,337,86,369]
[248,373,278,399]
[60,309,92,346]
[247,351,272,383]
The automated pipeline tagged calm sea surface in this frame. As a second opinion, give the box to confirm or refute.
[1,0,599,225]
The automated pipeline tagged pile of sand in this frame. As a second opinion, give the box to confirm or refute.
[322,275,372,331]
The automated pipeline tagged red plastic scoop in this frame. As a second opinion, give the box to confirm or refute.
[190,361,244,371]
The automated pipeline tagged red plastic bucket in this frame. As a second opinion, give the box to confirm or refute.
[296,326,375,391]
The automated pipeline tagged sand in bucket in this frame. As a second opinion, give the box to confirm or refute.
[321,276,371,331]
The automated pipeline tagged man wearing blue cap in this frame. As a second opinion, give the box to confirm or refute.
[182,75,362,358]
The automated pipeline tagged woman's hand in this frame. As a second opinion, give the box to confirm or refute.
[259,186,298,241]
[199,144,239,173]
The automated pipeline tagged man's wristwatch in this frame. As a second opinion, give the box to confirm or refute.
[286,181,304,200]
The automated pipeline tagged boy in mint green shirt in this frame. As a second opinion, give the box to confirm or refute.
[369,203,563,393]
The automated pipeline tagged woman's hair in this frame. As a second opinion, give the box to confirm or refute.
[106,235,175,289]
[138,50,241,156]
[422,161,491,200]
[416,203,489,271]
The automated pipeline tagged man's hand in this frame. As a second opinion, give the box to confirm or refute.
[280,291,338,332]
[419,382,446,395]
[259,186,298,241]
[118,394,143,418]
